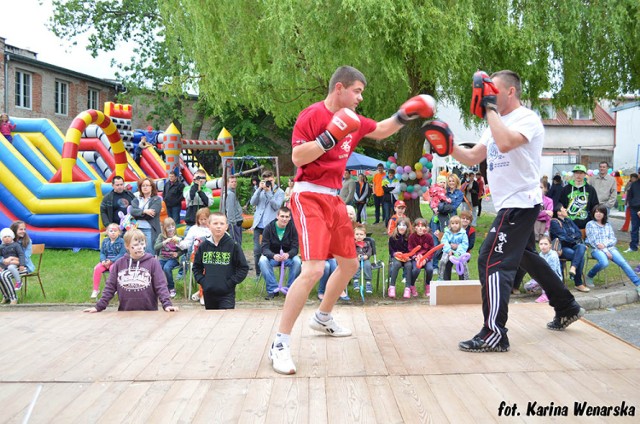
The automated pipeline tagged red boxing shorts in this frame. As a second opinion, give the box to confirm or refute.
[290,191,356,261]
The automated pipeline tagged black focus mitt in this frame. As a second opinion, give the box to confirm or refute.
[470,70,499,119]
[422,120,454,157]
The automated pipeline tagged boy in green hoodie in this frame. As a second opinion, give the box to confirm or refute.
[192,213,249,309]
[559,164,600,230]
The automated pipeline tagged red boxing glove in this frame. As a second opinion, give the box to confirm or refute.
[470,71,499,119]
[315,108,361,152]
[395,95,436,125]
[422,120,454,156]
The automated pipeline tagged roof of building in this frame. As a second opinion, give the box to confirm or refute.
[611,101,640,112]
[542,104,615,127]
[6,51,117,88]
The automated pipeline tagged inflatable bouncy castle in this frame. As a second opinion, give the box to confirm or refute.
[0,103,234,249]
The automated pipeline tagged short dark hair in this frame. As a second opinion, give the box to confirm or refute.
[491,70,522,99]
[262,170,274,179]
[112,175,124,185]
[328,66,367,94]
[278,206,291,215]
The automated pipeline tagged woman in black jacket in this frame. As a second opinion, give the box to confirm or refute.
[354,173,370,223]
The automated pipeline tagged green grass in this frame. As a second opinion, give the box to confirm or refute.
[15,204,636,304]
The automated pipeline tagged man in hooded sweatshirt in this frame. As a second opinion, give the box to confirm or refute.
[192,212,249,309]
[559,164,599,230]
[85,229,178,312]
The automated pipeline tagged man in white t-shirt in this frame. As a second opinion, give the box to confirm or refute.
[429,70,584,353]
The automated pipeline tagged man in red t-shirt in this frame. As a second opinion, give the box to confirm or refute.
[269,65,436,375]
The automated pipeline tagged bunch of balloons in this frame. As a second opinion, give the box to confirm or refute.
[560,168,619,177]
[385,153,435,200]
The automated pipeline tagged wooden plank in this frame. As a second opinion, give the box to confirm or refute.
[136,311,218,381]
[217,309,278,379]
[308,378,328,424]
[237,378,272,423]
[191,379,249,423]
[365,376,404,423]
[365,307,408,376]
[265,378,310,423]
[0,383,42,423]
[388,375,448,423]
[51,382,130,424]
[325,377,377,423]
[145,380,210,424]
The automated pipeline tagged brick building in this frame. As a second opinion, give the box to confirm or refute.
[1,36,119,131]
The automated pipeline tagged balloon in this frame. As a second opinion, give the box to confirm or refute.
[351,170,357,176]
[414,184,421,192]
[399,183,407,191]
[390,163,397,170]
[409,171,417,180]
[416,170,423,179]
[426,162,433,169]
[415,162,423,171]
[403,191,411,200]
[411,191,419,199]
[407,185,414,193]
[404,165,412,173]
[608,168,613,174]
[394,152,398,158]
[419,157,429,166]
[365,170,371,175]
[388,156,396,163]
[395,166,403,174]
[419,178,427,186]
[587,170,594,176]
[401,173,409,181]
[425,153,433,161]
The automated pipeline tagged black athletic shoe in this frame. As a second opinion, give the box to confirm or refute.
[547,307,585,331]
[458,335,510,353]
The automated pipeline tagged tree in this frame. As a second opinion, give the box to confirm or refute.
[49,0,203,132]
[161,0,639,218]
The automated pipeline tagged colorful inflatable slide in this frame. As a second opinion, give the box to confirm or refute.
[0,103,234,249]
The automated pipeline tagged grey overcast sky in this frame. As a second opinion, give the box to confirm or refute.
[3,0,134,80]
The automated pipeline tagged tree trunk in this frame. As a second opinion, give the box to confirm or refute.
[396,120,426,221]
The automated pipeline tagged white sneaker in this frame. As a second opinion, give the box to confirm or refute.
[200,296,204,305]
[309,314,352,337]
[191,292,200,302]
[90,290,99,299]
[269,342,296,375]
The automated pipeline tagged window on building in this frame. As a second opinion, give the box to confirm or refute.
[15,70,32,109]
[534,104,556,119]
[55,80,69,115]
[569,106,592,120]
[88,88,99,110]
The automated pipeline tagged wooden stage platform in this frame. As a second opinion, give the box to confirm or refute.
[0,304,638,423]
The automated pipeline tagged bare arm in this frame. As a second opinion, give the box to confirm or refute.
[485,110,528,153]
[364,117,403,140]
[451,143,488,167]
[292,142,324,168]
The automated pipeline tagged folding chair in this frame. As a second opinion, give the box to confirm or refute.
[365,237,385,296]
[21,244,45,299]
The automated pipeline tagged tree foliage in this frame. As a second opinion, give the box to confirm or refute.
[162,0,638,216]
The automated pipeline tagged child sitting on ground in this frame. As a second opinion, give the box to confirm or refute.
[84,229,178,312]
[524,235,561,303]
[154,217,184,298]
[192,213,249,309]
[0,228,26,290]
[91,223,125,298]
[408,218,435,298]
[439,215,470,280]
[353,224,373,294]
